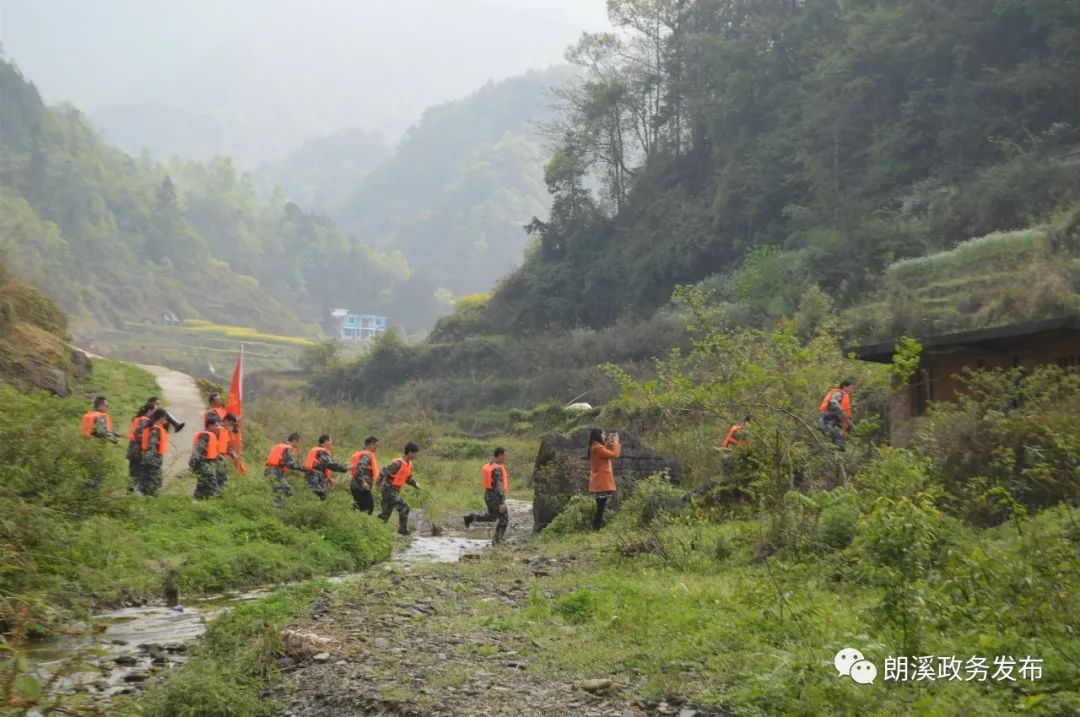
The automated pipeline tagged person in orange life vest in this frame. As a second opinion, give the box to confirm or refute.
[588,428,621,531]
[722,415,752,448]
[349,436,379,515]
[818,379,855,450]
[304,434,348,501]
[377,442,420,536]
[81,396,120,444]
[190,413,223,500]
[202,392,227,428]
[125,403,154,492]
[211,413,239,493]
[135,409,170,496]
[145,394,185,434]
[265,433,303,506]
[464,447,510,544]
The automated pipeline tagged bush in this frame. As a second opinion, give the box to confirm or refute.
[543,495,595,535]
[610,474,683,529]
[432,437,490,460]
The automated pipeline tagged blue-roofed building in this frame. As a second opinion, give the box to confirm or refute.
[331,309,388,341]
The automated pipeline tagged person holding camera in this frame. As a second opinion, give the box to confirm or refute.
[588,428,621,530]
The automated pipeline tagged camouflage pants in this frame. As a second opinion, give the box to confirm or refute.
[350,477,374,514]
[306,471,328,501]
[818,413,846,450]
[192,463,218,500]
[467,490,508,543]
[379,484,410,534]
[266,468,292,506]
[135,463,162,497]
[214,459,229,493]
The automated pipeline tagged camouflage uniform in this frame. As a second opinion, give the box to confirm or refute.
[350,452,376,514]
[465,466,508,544]
[306,448,348,501]
[126,416,150,493]
[265,447,302,507]
[378,459,418,535]
[818,391,847,450]
[136,426,165,497]
[212,426,233,493]
[190,432,219,500]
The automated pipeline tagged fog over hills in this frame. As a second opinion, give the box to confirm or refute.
[0,0,609,166]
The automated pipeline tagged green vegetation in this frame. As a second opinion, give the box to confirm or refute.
[405,0,1080,347]
[334,68,574,307]
[846,215,1080,341]
[135,581,330,717]
[0,336,392,641]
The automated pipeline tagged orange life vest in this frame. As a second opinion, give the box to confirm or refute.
[266,443,291,469]
[722,423,743,448]
[819,388,852,417]
[129,415,149,443]
[141,424,168,455]
[211,424,232,454]
[388,458,413,488]
[80,411,112,438]
[202,407,227,427]
[192,430,220,460]
[305,446,329,478]
[350,449,378,479]
[482,462,509,492]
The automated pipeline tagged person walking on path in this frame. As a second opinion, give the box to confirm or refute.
[588,428,621,530]
[265,433,303,506]
[135,409,170,496]
[378,443,421,536]
[190,413,222,499]
[349,436,379,514]
[818,379,854,450]
[304,434,349,501]
[464,447,510,544]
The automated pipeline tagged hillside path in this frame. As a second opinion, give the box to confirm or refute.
[137,364,204,480]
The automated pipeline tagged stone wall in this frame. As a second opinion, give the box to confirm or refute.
[531,428,682,533]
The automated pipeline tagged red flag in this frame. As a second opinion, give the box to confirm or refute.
[226,346,247,474]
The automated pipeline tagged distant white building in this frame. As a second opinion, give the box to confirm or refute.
[331,309,388,341]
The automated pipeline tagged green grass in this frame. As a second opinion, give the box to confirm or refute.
[180,319,316,347]
[0,361,393,635]
[887,228,1046,286]
[133,581,330,717]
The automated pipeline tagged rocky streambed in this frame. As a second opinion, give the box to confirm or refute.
[24,501,530,709]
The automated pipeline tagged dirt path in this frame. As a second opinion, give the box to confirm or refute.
[137,364,204,480]
[269,500,713,717]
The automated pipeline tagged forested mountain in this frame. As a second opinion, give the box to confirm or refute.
[438,0,1080,335]
[0,56,449,334]
[253,128,390,213]
[333,67,575,297]
[0,57,313,334]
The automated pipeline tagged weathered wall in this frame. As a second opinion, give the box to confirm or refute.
[531,428,682,533]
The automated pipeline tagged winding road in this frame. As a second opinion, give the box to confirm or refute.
[136,364,205,480]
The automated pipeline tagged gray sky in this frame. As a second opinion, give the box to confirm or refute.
[0,0,610,164]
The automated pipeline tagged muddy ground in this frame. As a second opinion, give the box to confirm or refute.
[274,501,723,717]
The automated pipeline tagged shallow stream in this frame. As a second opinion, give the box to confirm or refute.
[25,499,531,702]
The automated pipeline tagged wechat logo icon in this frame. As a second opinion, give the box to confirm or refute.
[835,647,877,685]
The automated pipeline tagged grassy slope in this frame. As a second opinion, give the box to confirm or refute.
[0,358,392,636]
